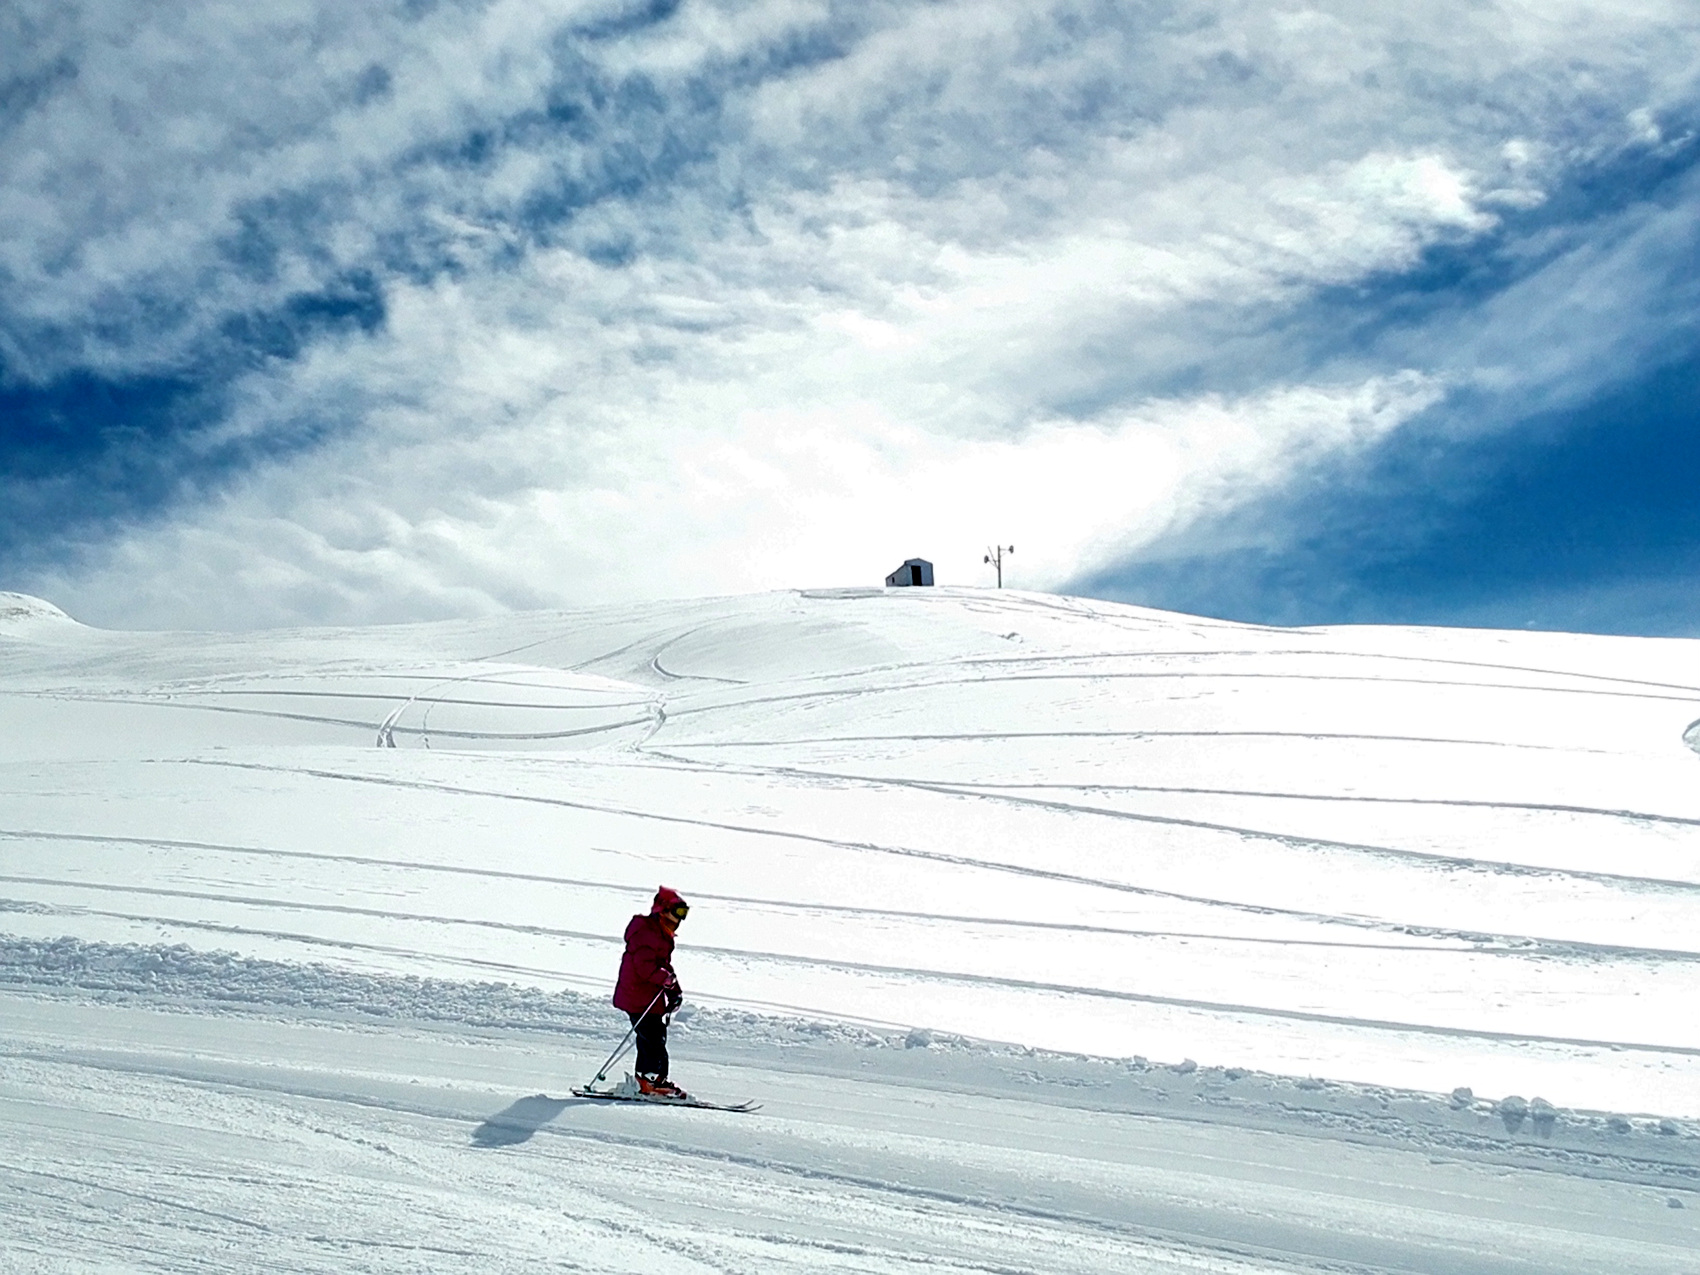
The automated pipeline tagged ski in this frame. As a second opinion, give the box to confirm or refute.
[571,1086,760,1112]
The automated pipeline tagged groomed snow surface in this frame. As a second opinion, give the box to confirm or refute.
[1,586,1697,1272]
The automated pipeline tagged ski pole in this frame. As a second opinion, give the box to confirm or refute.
[592,991,665,1084]
[589,989,665,1086]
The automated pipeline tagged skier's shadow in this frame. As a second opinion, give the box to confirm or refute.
[471,1093,589,1147]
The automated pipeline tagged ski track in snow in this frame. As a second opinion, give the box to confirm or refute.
[636,750,1700,890]
[12,824,1691,962]
[9,868,1699,1056]
[3,586,1700,1270]
[94,754,1700,971]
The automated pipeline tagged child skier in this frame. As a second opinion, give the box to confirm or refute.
[612,886,689,1097]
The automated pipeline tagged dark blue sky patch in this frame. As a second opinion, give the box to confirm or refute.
[352,63,392,106]
[1268,130,1700,382]
[0,368,211,482]
[0,53,76,135]
[571,0,683,43]
[0,369,223,557]
[729,21,854,87]
[218,272,386,366]
[1080,347,1700,635]
[1042,130,1700,432]
[1363,359,1700,604]
[512,89,726,245]
[0,271,386,559]
[222,186,398,286]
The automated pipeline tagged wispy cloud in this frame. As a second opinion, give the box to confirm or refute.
[5,1,1698,626]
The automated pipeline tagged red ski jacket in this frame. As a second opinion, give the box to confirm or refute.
[612,911,676,1015]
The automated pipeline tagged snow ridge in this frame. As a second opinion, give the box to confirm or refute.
[0,934,878,1050]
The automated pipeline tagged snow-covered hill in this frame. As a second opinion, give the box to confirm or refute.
[3,587,1698,1271]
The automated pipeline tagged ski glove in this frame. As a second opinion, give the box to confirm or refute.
[662,973,683,1011]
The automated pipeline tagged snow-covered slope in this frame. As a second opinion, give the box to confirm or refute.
[3,588,1698,1271]
[0,590,80,636]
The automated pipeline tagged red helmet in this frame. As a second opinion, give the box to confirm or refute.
[652,886,688,919]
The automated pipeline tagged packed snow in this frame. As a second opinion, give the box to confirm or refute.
[2,586,1697,1272]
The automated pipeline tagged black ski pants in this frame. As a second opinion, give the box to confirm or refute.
[629,1011,669,1080]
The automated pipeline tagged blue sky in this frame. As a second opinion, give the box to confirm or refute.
[3,0,1699,632]
[1089,122,1700,633]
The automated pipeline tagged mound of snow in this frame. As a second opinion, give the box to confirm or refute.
[0,592,80,636]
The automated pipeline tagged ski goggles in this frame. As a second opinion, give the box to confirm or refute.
[666,902,689,921]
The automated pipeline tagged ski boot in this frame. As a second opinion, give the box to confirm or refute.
[638,1073,689,1100]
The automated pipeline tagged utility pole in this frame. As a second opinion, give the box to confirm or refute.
[984,544,1014,588]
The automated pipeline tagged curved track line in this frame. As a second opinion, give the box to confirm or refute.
[12,835,1693,960]
[931,783,1700,829]
[169,760,1486,932]
[471,614,730,668]
[3,692,652,745]
[0,873,1501,961]
[944,645,1700,698]
[787,591,1689,708]
[389,717,654,743]
[169,760,1700,954]
[0,829,1463,952]
[658,667,1700,724]
[174,688,654,710]
[0,874,620,943]
[213,672,648,693]
[955,588,1277,635]
[7,875,1697,1059]
[13,691,381,732]
[384,668,558,751]
[658,729,1609,754]
[639,752,1700,895]
[647,625,747,686]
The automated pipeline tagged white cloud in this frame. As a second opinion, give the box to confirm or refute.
[41,365,1442,626]
[26,220,1444,625]
[8,0,1700,626]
